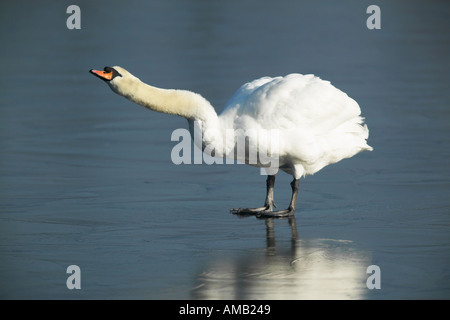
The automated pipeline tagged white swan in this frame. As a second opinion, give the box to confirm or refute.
[90,66,372,217]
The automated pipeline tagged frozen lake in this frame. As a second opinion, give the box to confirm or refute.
[0,0,449,299]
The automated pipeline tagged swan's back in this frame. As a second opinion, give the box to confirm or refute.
[218,74,372,178]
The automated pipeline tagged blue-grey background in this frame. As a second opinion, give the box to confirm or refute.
[0,0,449,299]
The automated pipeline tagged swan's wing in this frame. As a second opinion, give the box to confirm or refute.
[219,76,277,126]
[219,74,363,135]
[218,74,371,176]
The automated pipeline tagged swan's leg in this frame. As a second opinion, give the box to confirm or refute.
[230,175,276,215]
[256,178,299,218]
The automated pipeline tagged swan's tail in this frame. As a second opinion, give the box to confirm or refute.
[361,123,373,151]
[334,116,373,153]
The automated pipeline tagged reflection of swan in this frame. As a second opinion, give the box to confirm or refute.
[192,217,370,300]
[90,67,372,216]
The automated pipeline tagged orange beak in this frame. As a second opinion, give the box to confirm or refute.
[90,69,113,81]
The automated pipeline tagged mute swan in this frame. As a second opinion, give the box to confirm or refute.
[90,66,372,217]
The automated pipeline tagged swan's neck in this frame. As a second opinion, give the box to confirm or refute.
[110,76,218,123]
[110,75,224,153]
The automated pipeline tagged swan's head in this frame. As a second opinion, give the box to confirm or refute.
[90,66,122,82]
[89,66,140,96]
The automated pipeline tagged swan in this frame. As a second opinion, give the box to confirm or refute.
[90,66,372,217]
